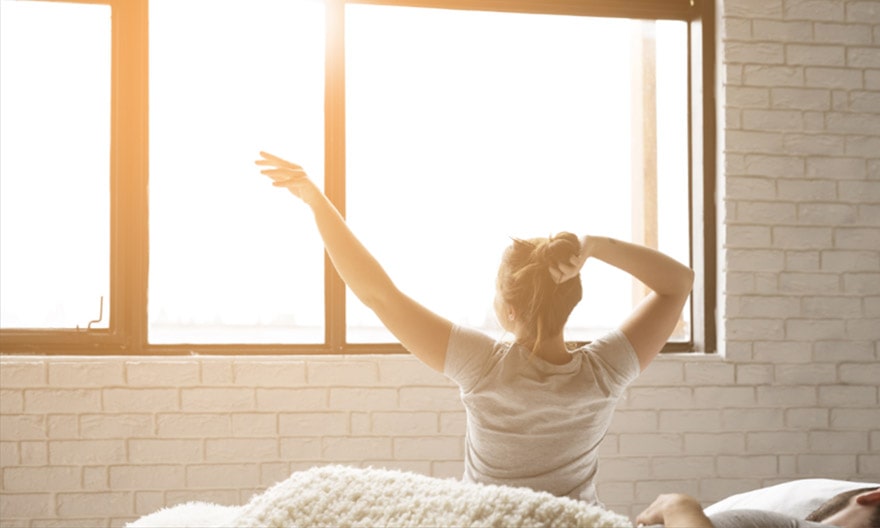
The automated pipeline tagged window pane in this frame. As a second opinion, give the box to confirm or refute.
[345,6,690,343]
[149,0,325,344]
[0,1,111,330]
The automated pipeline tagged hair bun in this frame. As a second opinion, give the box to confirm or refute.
[544,232,580,266]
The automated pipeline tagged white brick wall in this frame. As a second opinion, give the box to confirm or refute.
[1,0,878,526]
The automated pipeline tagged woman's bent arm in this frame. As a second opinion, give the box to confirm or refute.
[584,236,694,371]
[257,152,452,372]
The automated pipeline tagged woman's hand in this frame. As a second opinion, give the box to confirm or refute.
[548,235,596,284]
[255,151,320,205]
[635,493,713,528]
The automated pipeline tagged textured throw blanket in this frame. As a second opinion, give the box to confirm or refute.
[128,465,632,527]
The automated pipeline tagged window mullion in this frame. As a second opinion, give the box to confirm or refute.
[325,0,348,352]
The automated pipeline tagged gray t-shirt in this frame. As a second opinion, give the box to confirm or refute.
[444,325,640,505]
[646,509,830,528]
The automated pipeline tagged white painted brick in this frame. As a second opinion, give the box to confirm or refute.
[737,364,774,384]
[329,388,397,410]
[48,362,124,387]
[694,386,757,406]
[659,410,721,432]
[784,134,847,156]
[20,441,47,466]
[726,130,785,153]
[109,465,185,490]
[742,109,804,131]
[726,42,785,64]
[83,466,108,490]
[813,340,876,361]
[621,387,694,409]
[748,431,810,453]
[651,456,715,478]
[49,440,126,465]
[255,388,326,411]
[231,413,278,437]
[727,248,785,270]
[56,492,132,518]
[848,47,880,68]
[124,361,199,387]
[774,363,838,384]
[186,464,260,489]
[393,436,461,460]
[278,438,321,460]
[81,414,153,439]
[753,341,812,362]
[743,64,804,86]
[731,296,799,317]
[785,251,820,271]
[0,415,45,441]
[156,413,230,438]
[810,431,869,452]
[860,205,880,225]
[717,455,779,477]
[805,67,864,89]
[609,410,658,433]
[200,359,233,385]
[785,407,829,429]
[0,361,46,388]
[771,87,831,110]
[753,19,812,41]
[843,274,880,295]
[786,44,846,66]
[322,437,391,460]
[819,385,878,407]
[797,454,857,474]
[738,201,798,224]
[46,415,77,439]
[307,360,377,386]
[377,358,452,386]
[849,90,880,113]
[398,387,461,411]
[826,112,880,135]
[859,454,880,475]
[802,296,862,318]
[635,479,700,502]
[839,362,880,384]
[204,438,278,462]
[774,226,834,249]
[844,319,880,340]
[846,135,880,157]
[0,390,23,413]
[233,360,306,386]
[780,272,841,294]
[835,228,880,250]
[181,388,254,412]
[726,317,786,340]
[726,176,776,200]
[785,0,845,21]
[2,467,80,491]
[619,433,683,454]
[814,22,873,44]
[846,1,880,22]
[432,460,465,479]
[368,412,437,435]
[260,462,292,487]
[104,388,178,412]
[598,457,652,481]
[744,154,806,177]
[128,439,202,464]
[165,489,238,507]
[24,390,101,414]
[726,225,772,247]
[838,181,880,203]
[821,251,880,272]
[134,491,165,516]
[726,0,782,18]
[683,433,745,455]
[684,362,736,384]
[866,69,880,90]
[727,86,770,108]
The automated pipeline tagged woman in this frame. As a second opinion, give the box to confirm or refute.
[256,151,694,505]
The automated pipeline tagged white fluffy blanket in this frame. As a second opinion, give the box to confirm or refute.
[128,465,632,527]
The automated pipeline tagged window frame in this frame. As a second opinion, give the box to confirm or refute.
[0,0,715,356]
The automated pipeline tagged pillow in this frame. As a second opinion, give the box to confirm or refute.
[704,479,880,520]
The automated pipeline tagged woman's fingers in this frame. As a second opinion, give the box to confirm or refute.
[256,151,303,171]
[261,168,305,182]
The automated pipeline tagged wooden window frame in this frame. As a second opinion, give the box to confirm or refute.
[0,0,715,356]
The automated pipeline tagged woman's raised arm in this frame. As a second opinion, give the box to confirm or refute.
[256,152,452,372]
[552,235,694,371]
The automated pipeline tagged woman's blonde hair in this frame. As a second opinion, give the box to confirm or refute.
[497,232,583,354]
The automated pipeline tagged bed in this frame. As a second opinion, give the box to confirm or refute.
[126,465,877,528]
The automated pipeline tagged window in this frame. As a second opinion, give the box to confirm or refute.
[0,0,715,355]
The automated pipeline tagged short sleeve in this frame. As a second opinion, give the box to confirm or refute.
[709,510,827,528]
[444,325,499,393]
[581,329,640,395]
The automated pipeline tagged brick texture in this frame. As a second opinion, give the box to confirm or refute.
[1,0,878,526]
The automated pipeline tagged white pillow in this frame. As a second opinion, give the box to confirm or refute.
[704,479,880,520]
